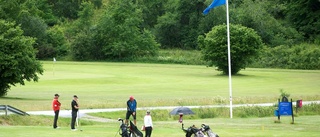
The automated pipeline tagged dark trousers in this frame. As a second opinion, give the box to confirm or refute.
[53,110,59,128]
[145,127,152,137]
[71,111,77,129]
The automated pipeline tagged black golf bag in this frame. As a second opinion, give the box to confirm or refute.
[129,120,143,137]
[118,118,129,137]
[182,124,206,137]
[201,124,219,137]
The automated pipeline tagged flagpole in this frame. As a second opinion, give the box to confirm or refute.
[225,0,233,118]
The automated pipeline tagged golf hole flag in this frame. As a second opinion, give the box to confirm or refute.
[203,0,226,15]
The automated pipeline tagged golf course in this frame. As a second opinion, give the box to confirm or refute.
[0,61,319,137]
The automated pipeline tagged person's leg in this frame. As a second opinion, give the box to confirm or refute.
[133,112,137,125]
[145,127,152,137]
[53,110,59,128]
[71,112,77,129]
[125,111,131,125]
[149,127,152,137]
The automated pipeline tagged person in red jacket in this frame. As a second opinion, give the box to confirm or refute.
[52,94,61,129]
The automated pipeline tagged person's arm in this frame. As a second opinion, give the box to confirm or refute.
[52,100,56,110]
[127,100,130,111]
[74,101,79,109]
[133,100,137,112]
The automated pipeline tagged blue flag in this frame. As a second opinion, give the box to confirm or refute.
[203,0,226,15]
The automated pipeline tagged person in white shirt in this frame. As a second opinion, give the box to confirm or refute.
[143,110,153,137]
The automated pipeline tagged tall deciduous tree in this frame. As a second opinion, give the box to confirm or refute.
[198,24,263,75]
[0,20,43,96]
[283,0,320,41]
[155,0,206,49]
[137,0,167,29]
[93,0,159,60]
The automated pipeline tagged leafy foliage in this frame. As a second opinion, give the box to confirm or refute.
[283,0,320,41]
[137,0,167,29]
[155,0,206,49]
[251,44,320,69]
[199,24,263,75]
[0,20,43,96]
[92,0,159,60]
[230,0,303,46]
[70,2,95,60]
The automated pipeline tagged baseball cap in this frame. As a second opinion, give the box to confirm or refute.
[54,94,59,97]
[129,96,134,100]
[73,95,78,98]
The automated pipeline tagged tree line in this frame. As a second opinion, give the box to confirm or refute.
[1,0,319,60]
[0,0,319,96]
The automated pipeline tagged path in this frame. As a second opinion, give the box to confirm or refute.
[26,100,320,120]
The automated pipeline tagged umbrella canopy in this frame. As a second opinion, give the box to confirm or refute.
[169,107,195,115]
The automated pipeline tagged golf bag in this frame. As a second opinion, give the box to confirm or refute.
[182,124,206,137]
[201,124,219,137]
[118,118,129,137]
[129,120,143,137]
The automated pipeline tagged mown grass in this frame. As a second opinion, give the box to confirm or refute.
[0,61,320,136]
[0,115,319,137]
[1,61,319,111]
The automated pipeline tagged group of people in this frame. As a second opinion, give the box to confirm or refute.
[52,94,153,136]
[52,94,79,131]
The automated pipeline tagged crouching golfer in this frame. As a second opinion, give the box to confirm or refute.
[71,95,79,131]
[125,96,137,125]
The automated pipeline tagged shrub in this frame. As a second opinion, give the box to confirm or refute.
[198,24,264,75]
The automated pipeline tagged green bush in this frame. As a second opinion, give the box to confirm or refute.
[251,44,320,69]
[135,49,205,65]
[199,24,263,74]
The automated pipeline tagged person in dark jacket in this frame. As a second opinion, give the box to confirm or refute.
[125,96,137,125]
[52,94,61,129]
[71,95,79,131]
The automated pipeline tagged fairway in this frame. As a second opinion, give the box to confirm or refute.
[1,61,320,137]
[1,61,320,111]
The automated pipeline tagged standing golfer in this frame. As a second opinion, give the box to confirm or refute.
[144,110,153,137]
[125,96,137,125]
[52,94,61,129]
[71,95,79,131]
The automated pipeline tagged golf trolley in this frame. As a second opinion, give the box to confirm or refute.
[182,123,219,137]
[117,118,143,137]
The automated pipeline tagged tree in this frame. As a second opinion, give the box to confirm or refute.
[137,0,167,29]
[198,24,263,75]
[70,2,95,60]
[230,0,303,47]
[155,0,206,49]
[0,20,43,97]
[93,0,159,60]
[283,0,320,41]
